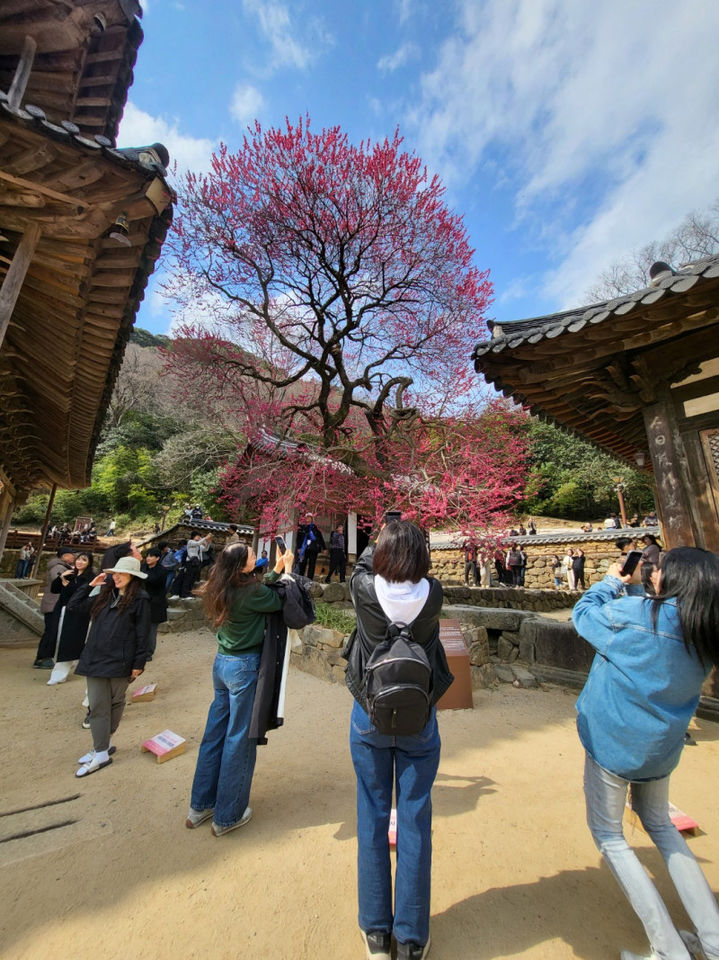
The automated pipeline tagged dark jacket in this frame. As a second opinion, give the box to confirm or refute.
[40,557,72,614]
[344,546,453,711]
[249,574,316,744]
[72,584,151,678]
[298,522,326,556]
[51,570,94,661]
[141,562,168,624]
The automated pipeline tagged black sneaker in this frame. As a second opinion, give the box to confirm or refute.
[360,930,391,960]
[81,710,91,730]
[396,936,431,960]
[33,658,54,669]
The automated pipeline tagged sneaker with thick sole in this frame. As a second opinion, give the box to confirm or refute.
[360,929,391,960]
[396,936,431,960]
[211,806,252,836]
[81,710,91,729]
[185,808,215,829]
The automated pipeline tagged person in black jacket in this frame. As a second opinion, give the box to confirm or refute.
[141,547,168,660]
[46,551,94,685]
[346,520,452,960]
[296,513,326,580]
[71,556,150,777]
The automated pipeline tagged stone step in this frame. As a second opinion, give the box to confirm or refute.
[0,582,44,635]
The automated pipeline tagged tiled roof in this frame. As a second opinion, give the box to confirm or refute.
[473,256,719,360]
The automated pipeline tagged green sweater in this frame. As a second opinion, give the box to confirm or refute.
[216,571,283,655]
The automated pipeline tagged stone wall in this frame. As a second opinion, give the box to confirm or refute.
[431,537,627,590]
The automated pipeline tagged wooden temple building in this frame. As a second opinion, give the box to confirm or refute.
[472,256,719,552]
[0,0,174,560]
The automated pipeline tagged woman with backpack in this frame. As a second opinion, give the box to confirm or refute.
[345,519,453,960]
[572,547,719,960]
[185,541,294,837]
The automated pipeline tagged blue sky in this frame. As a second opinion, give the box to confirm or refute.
[119,0,719,336]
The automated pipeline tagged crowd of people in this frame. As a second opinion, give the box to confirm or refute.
[20,510,719,960]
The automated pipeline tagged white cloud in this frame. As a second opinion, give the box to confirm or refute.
[397,0,413,25]
[117,101,217,176]
[241,0,331,72]
[230,83,265,127]
[410,0,719,307]
[377,42,418,74]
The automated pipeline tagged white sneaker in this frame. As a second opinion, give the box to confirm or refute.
[211,806,252,836]
[620,953,658,960]
[185,807,214,829]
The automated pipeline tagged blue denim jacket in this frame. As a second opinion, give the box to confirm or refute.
[573,576,708,781]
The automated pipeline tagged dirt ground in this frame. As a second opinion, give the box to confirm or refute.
[2,630,719,960]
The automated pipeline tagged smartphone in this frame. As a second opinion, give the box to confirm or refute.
[274,535,286,554]
[385,510,402,523]
[620,549,643,576]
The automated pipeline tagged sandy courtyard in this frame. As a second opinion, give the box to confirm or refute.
[2,629,719,960]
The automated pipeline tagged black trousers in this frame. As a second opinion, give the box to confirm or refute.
[299,549,320,580]
[35,612,57,661]
[326,549,346,582]
[180,559,201,597]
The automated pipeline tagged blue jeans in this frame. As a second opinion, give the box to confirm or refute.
[190,652,260,828]
[350,700,440,947]
[584,752,719,959]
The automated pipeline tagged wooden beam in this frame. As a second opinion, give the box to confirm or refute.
[0,222,41,349]
[0,170,90,210]
[7,35,37,111]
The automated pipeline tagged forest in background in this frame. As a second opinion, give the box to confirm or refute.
[11,328,654,535]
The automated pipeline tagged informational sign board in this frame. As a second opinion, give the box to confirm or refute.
[437,619,473,710]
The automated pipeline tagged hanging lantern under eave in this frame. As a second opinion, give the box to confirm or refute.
[108,212,131,246]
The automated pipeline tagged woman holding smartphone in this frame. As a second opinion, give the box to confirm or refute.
[572,547,719,960]
[186,540,294,836]
[46,551,95,685]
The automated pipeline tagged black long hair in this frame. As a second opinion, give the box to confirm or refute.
[650,546,719,669]
[200,541,257,627]
[374,520,429,583]
[74,551,95,582]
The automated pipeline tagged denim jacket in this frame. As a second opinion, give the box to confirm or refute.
[573,576,708,781]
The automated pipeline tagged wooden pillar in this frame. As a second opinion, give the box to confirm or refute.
[0,474,17,564]
[31,483,56,579]
[0,222,42,349]
[643,395,697,548]
[347,511,358,556]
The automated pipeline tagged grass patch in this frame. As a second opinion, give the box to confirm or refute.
[314,602,356,635]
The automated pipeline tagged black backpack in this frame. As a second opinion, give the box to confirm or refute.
[364,622,432,736]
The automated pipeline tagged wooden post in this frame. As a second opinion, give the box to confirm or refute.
[643,397,696,548]
[616,484,628,527]
[31,483,57,579]
[0,489,15,564]
[0,222,42,349]
[7,36,36,111]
